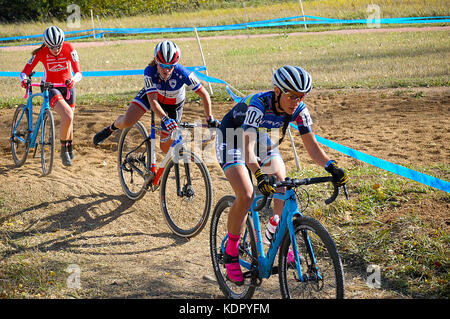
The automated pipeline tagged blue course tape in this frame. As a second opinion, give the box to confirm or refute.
[0,66,206,78]
[289,123,449,193]
[2,59,448,192]
[193,71,242,102]
[1,15,448,43]
[192,71,450,193]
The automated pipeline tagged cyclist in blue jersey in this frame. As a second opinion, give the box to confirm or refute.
[215,65,349,285]
[93,40,219,152]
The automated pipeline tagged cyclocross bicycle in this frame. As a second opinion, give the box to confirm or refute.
[117,110,214,238]
[210,175,348,299]
[10,72,68,176]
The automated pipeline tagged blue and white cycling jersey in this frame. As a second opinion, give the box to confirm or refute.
[216,91,313,171]
[221,91,312,133]
[144,64,202,106]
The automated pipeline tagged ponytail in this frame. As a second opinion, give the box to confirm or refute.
[32,43,45,56]
[272,90,290,145]
[278,115,291,145]
[148,58,157,67]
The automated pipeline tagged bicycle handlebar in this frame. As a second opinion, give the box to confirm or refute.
[254,176,349,211]
[156,121,220,143]
[23,72,70,100]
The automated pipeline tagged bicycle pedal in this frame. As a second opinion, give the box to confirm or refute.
[243,270,263,287]
[271,266,279,275]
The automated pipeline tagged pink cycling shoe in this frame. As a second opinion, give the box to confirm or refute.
[224,252,244,285]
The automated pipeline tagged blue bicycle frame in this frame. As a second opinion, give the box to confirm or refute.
[14,87,51,149]
[221,188,314,283]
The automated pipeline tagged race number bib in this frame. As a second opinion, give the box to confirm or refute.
[298,108,313,127]
[71,50,80,62]
[188,73,199,85]
[144,75,153,90]
[243,106,263,128]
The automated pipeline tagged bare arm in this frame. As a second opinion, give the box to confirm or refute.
[300,132,331,167]
[147,93,166,119]
[195,86,212,120]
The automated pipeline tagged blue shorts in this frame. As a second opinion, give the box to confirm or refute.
[215,124,282,172]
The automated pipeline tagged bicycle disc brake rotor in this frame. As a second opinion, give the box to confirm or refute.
[181,184,195,199]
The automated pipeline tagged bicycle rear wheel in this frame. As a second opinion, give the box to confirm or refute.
[10,104,30,167]
[40,109,55,176]
[117,121,151,200]
[160,149,212,238]
[279,216,345,299]
[210,196,258,299]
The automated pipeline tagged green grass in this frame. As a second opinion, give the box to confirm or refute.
[0,251,69,298]
[0,0,448,38]
[0,1,448,298]
[1,28,449,109]
[288,163,450,298]
[0,0,448,109]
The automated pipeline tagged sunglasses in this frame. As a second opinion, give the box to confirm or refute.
[285,92,305,102]
[48,45,62,51]
[158,63,175,69]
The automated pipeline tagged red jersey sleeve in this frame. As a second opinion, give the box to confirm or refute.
[65,42,81,74]
[21,49,43,76]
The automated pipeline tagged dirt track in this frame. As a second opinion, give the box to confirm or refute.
[0,86,448,299]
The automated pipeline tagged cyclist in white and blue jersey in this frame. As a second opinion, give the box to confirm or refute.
[93,40,219,153]
[216,65,349,285]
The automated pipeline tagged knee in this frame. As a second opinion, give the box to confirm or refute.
[235,190,254,209]
[117,115,137,128]
[121,118,136,128]
[59,105,74,123]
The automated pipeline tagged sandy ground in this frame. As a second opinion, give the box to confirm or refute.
[0,86,449,299]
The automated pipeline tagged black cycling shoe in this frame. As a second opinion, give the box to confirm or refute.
[223,251,244,286]
[68,144,75,160]
[93,126,113,145]
[61,151,72,166]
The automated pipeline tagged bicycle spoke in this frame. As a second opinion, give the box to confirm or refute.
[10,104,30,167]
[279,218,344,299]
[209,196,258,299]
[160,150,212,238]
[41,109,54,176]
[117,122,150,200]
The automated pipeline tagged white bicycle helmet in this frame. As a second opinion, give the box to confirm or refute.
[43,26,65,48]
[272,65,312,93]
[154,40,181,65]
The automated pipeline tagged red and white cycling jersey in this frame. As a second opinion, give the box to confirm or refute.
[21,42,81,83]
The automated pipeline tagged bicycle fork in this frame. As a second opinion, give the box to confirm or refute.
[288,217,322,284]
[273,191,322,284]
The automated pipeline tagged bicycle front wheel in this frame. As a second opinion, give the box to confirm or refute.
[160,149,212,238]
[279,216,345,299]
[117,121,151,200]
[41,109,55,176]
[210,196,258,299]
[10,104,30,167]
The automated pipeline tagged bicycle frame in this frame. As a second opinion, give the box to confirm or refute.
[232,189,313,282]
[13,87,50,149]
[13,81,67,149]
[123,112,192,190]
[151,112,188,187]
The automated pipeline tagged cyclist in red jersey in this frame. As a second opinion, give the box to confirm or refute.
[19,26,82,166]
